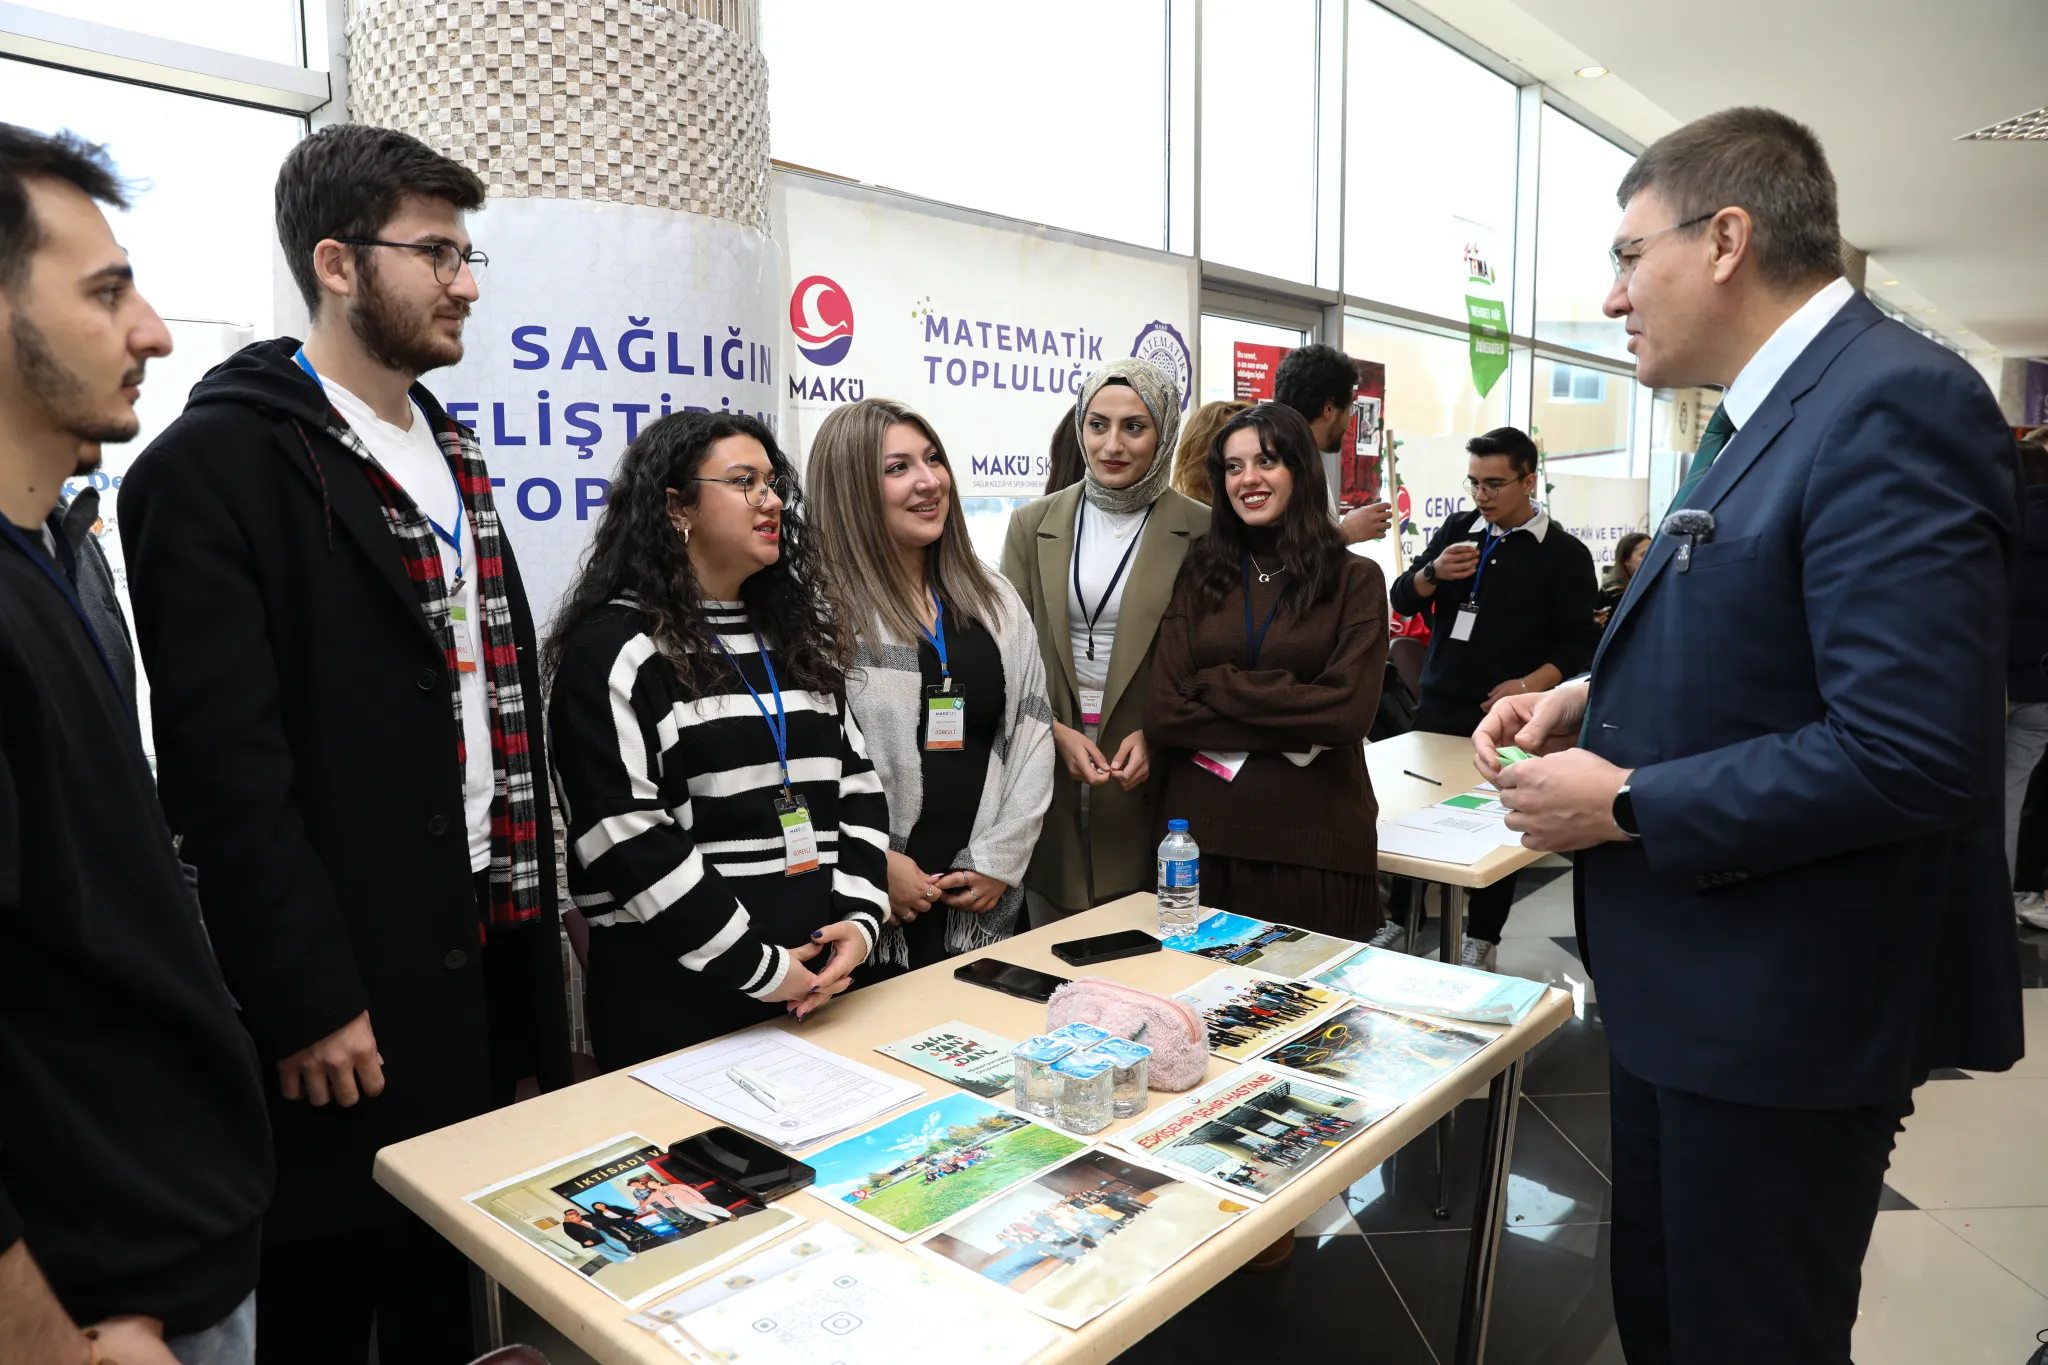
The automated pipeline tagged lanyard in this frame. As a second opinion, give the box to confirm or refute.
[0,516,122,694]
[1465,529,1505,608]
[1241,552,1284,669]
[715,628,793,798]
[1072,499,1151,663]
[294,348,467,584]
[920,590,951,689]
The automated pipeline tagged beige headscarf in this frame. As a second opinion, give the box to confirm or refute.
[1073,358,1183,515]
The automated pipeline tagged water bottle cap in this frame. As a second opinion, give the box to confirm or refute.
[1168,819,1189,832]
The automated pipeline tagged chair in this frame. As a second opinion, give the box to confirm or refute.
[1389,635,1427,702]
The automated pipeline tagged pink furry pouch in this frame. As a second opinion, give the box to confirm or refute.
[1044,977,1209,1091]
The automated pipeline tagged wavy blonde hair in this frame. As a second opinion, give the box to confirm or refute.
[1172,399,1250,504]
[807,398,1001,646]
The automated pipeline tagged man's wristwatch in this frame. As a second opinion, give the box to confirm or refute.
[1421,561,1438,584]
[1612,783,1641,840]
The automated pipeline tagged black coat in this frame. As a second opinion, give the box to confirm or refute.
[119,338,570,1242]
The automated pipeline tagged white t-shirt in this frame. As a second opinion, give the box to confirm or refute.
[1067,497,1149,727]
[318,376,495,872]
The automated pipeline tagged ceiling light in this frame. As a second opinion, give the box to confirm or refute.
[1959,106,2048,141]
[1574,65,1608,78]
[1925,307,1938,313]
[1881,279,1899,286]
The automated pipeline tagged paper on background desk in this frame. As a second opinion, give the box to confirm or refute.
[1376,803,1523,864]
[630,1028,927,1150]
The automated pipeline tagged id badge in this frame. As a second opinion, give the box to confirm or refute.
[1079,687,1104,727]
[924,685,966,751]
[1450,608,1478,642]
[775,795,819,876]
[450,599,479,673]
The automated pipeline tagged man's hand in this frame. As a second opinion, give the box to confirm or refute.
[779,921,871,1020]
[1107,730,1150,791]
[1474,681,1589,780]
[84,1317,177,1365]
[1432,542,1481,582]
[1341,501,1393,545]
[1496,750,1634,853]
[277,1010,383,1107]
[1051,719,1113,786]
[934,869,1008,912]
[885,849,939,924]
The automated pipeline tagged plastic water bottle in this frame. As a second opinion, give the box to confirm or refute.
[1157,819,1200,937]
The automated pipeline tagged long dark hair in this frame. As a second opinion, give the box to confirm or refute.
[1176,402,1346,617]
[545,411,845,696]
[1043,402,1084,495]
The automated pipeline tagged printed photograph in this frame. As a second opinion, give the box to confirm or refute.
[1115,1068,1391,1201]
[1261,1003,1494,1103]
[467,1133,805,1307]
[918,1150,1247,1328]
[1173,966,1352,1062]
[806,1093,1086,1240]
[1163,910,1355,980]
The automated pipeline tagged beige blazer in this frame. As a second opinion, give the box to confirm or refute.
[999,483,1211,909]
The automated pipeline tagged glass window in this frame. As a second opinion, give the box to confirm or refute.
[1549,363,1607,402]
[17,0,302,65]
[1533,357,1632,475]
[1198,313,1309,405]
[1343,2,1518,321]
[1534,109,1635,361]
[763,0,1168,250]
[1199,0,1317,282]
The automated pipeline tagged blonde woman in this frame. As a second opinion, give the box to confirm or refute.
[1172,399,1250,503]
[809,399,1056,972]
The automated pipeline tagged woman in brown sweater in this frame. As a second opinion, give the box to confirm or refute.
[1147,402,1388,941]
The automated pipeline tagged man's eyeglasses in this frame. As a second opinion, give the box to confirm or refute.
[1464,476,1529,495]
[675,474,790,509]
[335,237,489,285]
[1608,212,1715,281]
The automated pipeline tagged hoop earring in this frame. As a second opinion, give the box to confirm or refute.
[676,522,691,546]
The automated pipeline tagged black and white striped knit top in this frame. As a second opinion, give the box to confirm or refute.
[547,600,890,1000]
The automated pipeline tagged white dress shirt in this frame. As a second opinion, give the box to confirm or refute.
[1719,275,1857,434]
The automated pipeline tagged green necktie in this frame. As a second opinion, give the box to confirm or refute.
[1663,404,1735,520]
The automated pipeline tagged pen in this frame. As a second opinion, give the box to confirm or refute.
[1403,770,1443,786]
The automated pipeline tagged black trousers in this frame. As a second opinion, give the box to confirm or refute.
[1607,1055,1912,1363]
[256,1216,473,1364]
[1410,699,1516,942]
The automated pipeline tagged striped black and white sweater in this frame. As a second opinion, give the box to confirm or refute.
[547,600,890,1001]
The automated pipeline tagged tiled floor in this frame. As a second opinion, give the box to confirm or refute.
[500,865,2048,1363]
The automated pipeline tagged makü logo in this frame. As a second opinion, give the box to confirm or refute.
[790,275,855,366]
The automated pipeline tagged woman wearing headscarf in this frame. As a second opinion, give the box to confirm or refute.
[1000,360,1211,921]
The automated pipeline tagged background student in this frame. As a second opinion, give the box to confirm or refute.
[1385,426,1599,969]
[547,410,890,1068]
[1272,342,1392,545]
[1000,359,1210,922]
[1170,398,1248,504]
[807,397,1054,972]
[2006,426,2048,930]
[1597,530,1651,626]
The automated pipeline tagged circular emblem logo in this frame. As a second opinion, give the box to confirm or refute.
[790,275,854,366]
[1129,320,1192,411]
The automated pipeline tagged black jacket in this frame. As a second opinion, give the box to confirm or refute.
[119,338,569,1242]
[2008,484,2048,703]
[0,525,272,1332]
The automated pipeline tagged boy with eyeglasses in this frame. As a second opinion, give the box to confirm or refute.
[120,123,568,1364]
[1381,426,1599,968]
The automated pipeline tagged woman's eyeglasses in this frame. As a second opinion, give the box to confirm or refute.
[674,474,789,509]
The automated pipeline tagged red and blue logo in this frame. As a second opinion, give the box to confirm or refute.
[790,275,855,366]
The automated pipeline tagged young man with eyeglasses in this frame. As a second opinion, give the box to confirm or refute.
[1383,426,1599,967]
[120,123,567,1364]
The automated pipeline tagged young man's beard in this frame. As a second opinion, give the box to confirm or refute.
[9,310,141,445]
[347,258,466,378]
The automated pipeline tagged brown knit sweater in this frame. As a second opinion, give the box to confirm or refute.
[1146,550,1388,873]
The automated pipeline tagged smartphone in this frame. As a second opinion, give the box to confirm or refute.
[1052,928,1163,967]
[668,1126,815,1202]
[954,957,1071,1004]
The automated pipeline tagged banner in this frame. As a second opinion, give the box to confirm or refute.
[776,174,1199,497]
[1392,433,1475,564]
[1548,474,1650,569]
[437,197,781,621]
[1460,224,1508,399]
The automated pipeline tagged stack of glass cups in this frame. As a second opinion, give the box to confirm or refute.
[1008,1036,1076,1119]
[1090,1036,1153,1117]
[1051,1051,1116,1135]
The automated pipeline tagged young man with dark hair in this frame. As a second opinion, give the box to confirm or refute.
[120,122,568,1364]
[1272,341,1393,544]
[0,121,272,1365]
[1387,424,1599,966]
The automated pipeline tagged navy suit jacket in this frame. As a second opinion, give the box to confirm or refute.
[1579,290,2025,1110]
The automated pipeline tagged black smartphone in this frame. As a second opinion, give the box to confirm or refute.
[1052,928,1163,967]
[954,957,1071,1004]
[668,1126,815,1202]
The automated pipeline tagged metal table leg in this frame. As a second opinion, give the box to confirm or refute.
[469,1262,505,1354]
[1403,878,1424,951]
[1452,1057,1525,1365]
[1444,884,1467,967]
[1433,1105,1454,1220]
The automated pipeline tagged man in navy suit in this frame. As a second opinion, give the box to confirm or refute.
[1473,107,2024,1363]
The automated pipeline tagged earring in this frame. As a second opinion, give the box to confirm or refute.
[676,521,691,546]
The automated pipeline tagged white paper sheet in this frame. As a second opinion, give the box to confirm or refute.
[631,1028,928,1150]
[1376,807,1523,865]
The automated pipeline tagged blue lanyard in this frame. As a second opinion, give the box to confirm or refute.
[1241,552,1284,669]
[920,590,951,686]
[0,516,122,695]
[294,347,466,583]
[1465,530,1505,607]
[715,628,793,797]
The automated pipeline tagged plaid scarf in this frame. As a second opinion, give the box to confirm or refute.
[320,403,543,929]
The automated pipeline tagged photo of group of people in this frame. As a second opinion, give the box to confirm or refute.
[918,1151,1246,1327]
[1116,1070,1393,1201]
[468,1133,805,1306]
[1174,966,1351,1061]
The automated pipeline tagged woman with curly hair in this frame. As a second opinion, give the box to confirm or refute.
[545,411,891,1068]
[1171,399,1249,503]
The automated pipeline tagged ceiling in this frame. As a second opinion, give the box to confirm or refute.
[1401,0,2048,358]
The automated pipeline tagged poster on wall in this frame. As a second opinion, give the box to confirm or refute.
[430,197,782,622]
[775,173,1200,499]
[1547,474,1650,569]
[1392,433,1476,566]
[1232,344,1384,508]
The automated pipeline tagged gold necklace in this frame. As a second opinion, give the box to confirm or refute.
[1249,553,1287,584]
